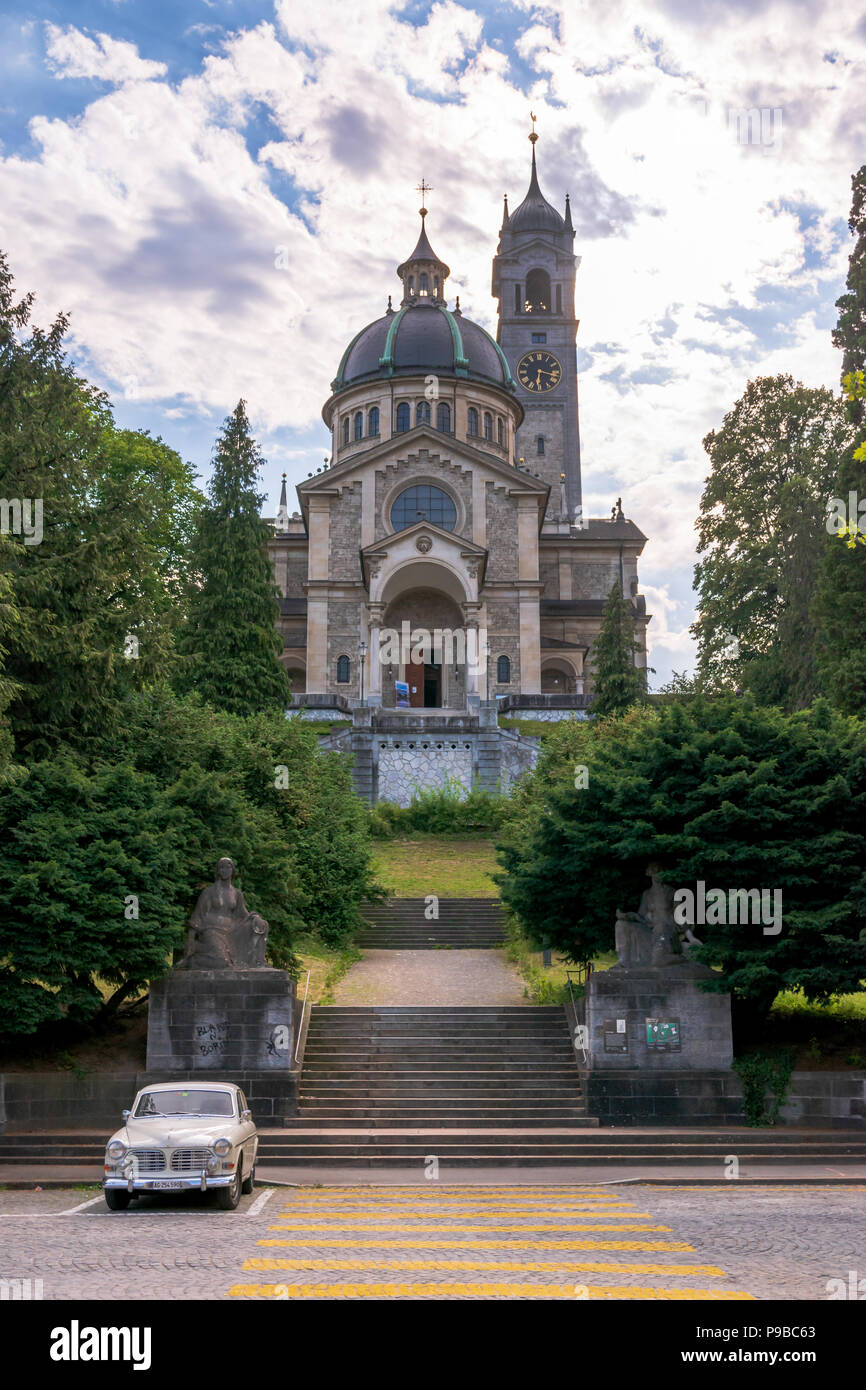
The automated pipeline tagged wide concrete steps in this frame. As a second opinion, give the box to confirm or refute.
[357,899,506,949]
[4,1130,866,1168]
[297,1005,590,1136]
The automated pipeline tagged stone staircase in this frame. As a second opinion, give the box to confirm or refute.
[292,1005,590,1132]
[357,898,506,949]
[4,1128,866,1172]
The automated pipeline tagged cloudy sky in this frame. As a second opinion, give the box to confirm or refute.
[1,1,864,684]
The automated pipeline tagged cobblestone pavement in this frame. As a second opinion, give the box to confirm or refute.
[1,1184,863,1300]
[333,948,528,1005]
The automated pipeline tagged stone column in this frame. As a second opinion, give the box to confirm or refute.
[462,601,483,708]
[518,590,541,694]
[305,497,331,693]
[366,602,384,706]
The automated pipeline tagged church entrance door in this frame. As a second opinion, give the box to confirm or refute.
[423,662,442,708]
[406,657,425,707]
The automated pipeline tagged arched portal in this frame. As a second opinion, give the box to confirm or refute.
[541,658,578,694]
[380,587,467,709]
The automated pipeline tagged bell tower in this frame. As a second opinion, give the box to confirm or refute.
[492,119,582,520]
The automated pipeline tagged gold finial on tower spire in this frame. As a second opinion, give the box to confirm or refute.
[529,111,538,144]
[415,177,433,218]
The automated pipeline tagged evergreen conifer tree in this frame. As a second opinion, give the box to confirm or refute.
[589,581,647,718]
[175,401,291,715]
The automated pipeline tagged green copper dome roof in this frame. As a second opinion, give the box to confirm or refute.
[331,302,515,395]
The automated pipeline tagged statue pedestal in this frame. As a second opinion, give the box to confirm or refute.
[146,968,296,1072]
[585,964,733,1072]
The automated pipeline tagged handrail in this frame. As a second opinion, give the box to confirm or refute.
[293,969,311,1065]
[565,962,592,1065]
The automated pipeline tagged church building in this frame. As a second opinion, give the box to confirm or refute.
[268,128,649,725]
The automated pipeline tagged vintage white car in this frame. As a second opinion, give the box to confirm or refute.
[103,1081,258,1211]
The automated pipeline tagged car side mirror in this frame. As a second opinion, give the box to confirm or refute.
[241,1109,252,1122]
[122,1110,130,1121]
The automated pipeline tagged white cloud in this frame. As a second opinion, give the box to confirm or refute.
[44,23,167,83]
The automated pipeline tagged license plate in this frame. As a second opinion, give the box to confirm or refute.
[151,1181,184,1190]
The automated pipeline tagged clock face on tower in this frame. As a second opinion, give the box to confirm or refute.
[516,349,562,392]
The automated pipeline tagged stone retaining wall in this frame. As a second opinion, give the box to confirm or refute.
[0,1069,299,1131]
[585,1070,866,1128]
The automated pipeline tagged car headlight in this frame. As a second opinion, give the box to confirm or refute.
[107,1141,127,1161]
[212,1138,232,1157]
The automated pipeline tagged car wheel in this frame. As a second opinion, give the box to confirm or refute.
[105,1189,131,1211]
[242,1164,255,1195]
[216,1166,242,1210]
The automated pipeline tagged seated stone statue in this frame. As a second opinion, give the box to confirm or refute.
[178,857,270,970]
[613,862,686,969]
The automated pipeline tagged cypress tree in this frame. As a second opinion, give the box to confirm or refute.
[589,581,647,718]
[175,401,291,716]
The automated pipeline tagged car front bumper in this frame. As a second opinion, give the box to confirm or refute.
[104,1173,235,1193]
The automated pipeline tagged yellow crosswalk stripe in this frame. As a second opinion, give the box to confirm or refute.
[271,1210,649,1221]
[267,1222,672,1234]
[244,1257,727,1276]
[259,1237,695,1251]
[228,1281,755,1300]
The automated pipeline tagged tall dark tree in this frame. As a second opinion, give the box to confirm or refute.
[589,581,647,718]
[175,401,291,716]
[0,253,201,754]
[496,697,866,1031]
[832,165,866,427]
[692,374,853,708]
[813,166,866,712]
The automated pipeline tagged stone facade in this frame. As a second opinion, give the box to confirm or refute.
[265,143,650,733]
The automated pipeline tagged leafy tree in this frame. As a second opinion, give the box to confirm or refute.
[832,165,866,427]
[589,581,648,718]
[0,252,202,755]
[175,401,291,715]
[692,374,854,707]
[95,691,379,952]
[812,165,866,712]
[496,696,866,1031]
[0,753,185,1040]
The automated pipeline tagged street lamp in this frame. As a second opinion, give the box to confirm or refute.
[359,639,367,705]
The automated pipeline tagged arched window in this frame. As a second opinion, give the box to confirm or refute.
[437,401,451,433]
[336,654,351,683]
[525,268,551,313]
[408,276,415,297]
[555,284,562,315]
[483,412,493,441]
[497,654,511,684]
[433,277,440,297]
[537,435,545,455]
[368,406,380,436]
[396,402,411,432]
[354,411,363,441]
[416,400,430,426]
[514,283,521,314]
[342,416,350,446]
[467,407,479,437]
[419,273,429,296]
[390,484,457,533]
[497,417,504,447]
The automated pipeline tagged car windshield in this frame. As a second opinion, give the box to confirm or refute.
[133,1089,235,1118]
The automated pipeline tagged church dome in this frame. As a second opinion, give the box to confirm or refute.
[331,203,516,397]
[332,302,515,394]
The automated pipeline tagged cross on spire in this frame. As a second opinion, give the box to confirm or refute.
[416,178,433,217]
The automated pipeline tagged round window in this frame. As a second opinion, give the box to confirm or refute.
[390,484,457,533]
